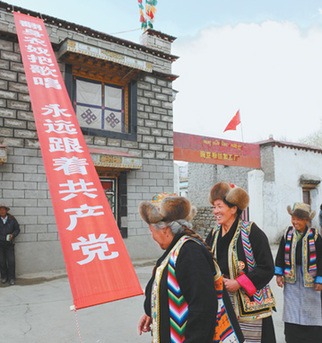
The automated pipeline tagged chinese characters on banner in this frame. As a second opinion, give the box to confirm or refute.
[14,12,143,309]
[173,132,261,168]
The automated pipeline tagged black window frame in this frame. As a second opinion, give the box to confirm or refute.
[65,64,137,141]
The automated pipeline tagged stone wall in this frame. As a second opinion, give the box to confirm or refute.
[216,164,252,191]
[191,206,216,240]
[188,162,252,207]
[188,163,217,207]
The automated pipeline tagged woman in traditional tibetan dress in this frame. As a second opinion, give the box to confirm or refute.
[275,203,322,343]
[137,193,244,343]
[205,182,276,343]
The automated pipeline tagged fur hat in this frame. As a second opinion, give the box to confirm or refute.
[139,193,197,224]
[0,204,10,211]
[209,182,249,211]
[287,203,315,221]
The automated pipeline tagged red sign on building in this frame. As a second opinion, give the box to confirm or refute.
[174,132,261,168]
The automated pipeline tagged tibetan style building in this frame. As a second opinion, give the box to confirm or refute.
[0,1,178,273]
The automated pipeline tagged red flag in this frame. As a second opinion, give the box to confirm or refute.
[223,110,241,132]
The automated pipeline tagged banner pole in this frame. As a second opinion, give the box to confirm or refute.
[239,109,244,142]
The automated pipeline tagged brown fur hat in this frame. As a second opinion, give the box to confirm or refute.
[139,194,197,224]
[209,182,249,211]
[287,203,315,221]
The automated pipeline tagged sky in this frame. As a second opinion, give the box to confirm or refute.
[7,0,322,143]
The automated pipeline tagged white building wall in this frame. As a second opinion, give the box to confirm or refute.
[185,142,322,245]
[248,170,264,228]
[262,181,279,242]
[264,146,322,243]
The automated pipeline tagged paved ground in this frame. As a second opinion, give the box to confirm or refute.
[0,245,285,343]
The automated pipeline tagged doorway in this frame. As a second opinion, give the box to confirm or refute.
[101,178,117,219]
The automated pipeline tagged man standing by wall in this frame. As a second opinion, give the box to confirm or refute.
[0,204,20,285]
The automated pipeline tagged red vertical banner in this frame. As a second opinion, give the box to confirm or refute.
[14,12,143,309]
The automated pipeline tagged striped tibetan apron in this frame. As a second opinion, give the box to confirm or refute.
[151,236,243,343]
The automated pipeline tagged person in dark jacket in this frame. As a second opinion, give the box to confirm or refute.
[137,193,244,343]
[206,182,276,343]
[0,204,20,285]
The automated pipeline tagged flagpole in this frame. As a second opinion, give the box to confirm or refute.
[239,109,244,142]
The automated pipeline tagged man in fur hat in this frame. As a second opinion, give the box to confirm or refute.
[0,204,20,285]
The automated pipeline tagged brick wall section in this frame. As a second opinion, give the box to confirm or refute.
[1,146,58,243]
[0,40,33,149]
[82,75,174,161]
[0,38,55,244]
[0,41,174,245]
[127,159,174,236]
[0,7,176,270]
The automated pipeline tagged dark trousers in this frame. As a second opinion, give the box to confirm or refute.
[285,322,322,343]
[262,315,276,343]
[0,243,16,280]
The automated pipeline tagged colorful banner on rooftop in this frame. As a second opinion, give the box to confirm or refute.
[14,12,143,309]
[173,132,261,168]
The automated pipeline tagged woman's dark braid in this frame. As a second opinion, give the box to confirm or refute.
[182,225,213,253]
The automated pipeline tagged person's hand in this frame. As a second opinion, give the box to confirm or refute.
[138,314,151,335]
[7,234,13,241]
[276,275,284,288]
[223,277,241,293]
[314,283,322,291]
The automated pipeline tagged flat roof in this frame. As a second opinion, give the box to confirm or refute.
[257,138,322,154]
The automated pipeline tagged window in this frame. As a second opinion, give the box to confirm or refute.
[300,175,321,207]
[75,77,127,133]
[71,75,137,141]
[303,188,311,205]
